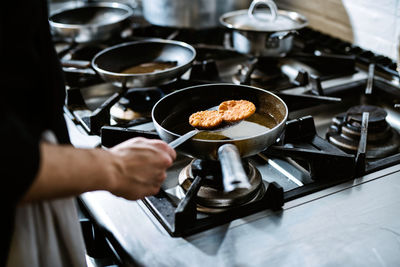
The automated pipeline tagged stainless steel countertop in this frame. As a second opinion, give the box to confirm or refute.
[79,164,400,267]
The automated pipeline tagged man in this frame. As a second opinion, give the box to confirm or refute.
[1,1,176,266]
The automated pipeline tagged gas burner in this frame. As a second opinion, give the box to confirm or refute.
[190,59,220,81]
[327,105,400,159]
[188,45,246,81]
[235,65,282,83]
[177,159,265,213]
[232,58,293,90]
[110,88,162,123]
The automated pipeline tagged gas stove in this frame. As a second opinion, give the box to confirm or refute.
[60,24,400,264]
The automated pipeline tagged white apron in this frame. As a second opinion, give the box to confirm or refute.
[6,130,87,267]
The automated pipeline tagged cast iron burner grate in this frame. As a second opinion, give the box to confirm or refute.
[99,114,400,236]
[235,53,356,91]
[177,159,265,214]
[143,174,282,236]
[100,116,374,236]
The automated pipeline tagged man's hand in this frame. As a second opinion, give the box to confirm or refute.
[21,138,176,203]
[108,137,176,200]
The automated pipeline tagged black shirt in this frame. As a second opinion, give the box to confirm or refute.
[1,0,69,264]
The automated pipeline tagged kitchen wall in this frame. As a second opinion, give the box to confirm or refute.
[49,0,399,60]
[276,0,399,61]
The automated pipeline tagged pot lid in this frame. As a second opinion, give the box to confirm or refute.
[220,0,308,33]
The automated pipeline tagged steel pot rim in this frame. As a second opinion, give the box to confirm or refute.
[141,0,253,29]
[220,10,308,33]
[49,2,133,30]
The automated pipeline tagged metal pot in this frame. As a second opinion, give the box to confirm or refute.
[49,2,133,43]
[220,0,308,57]
[141,0,252,29]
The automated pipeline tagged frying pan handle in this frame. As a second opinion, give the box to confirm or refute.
[218,144,251,192]
[61,59,96,76]
[61,59,92,69]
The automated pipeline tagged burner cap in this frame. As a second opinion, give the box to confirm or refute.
[347,105,387,123]
[327,105,400,159]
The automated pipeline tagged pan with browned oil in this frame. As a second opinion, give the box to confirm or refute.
[152,83,288,160]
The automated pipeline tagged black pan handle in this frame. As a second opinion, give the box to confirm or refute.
[218,144,251,192]
[61,59,97,76]
[61,59,92,69]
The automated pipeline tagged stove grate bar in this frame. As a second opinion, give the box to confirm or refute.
[265,116,356,181]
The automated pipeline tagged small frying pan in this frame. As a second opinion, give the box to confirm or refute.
[62,38,196,88]
[49,2,133,43]
[152,84,288,192]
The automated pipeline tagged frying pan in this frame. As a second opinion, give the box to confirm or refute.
[49,2,133,43]
[63,39,196,88]
[152,83,288,191]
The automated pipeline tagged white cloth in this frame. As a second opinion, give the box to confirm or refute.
[6,130,87,267]
[7,198,87,267]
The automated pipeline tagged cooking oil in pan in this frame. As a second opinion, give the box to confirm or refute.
[196,113,277,140]
[169,112,278,141]
[121,61,177,74]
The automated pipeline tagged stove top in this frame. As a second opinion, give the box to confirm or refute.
[60,25,400,237]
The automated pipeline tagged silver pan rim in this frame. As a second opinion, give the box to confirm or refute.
[152,83,288,143]
[48,2,133,29]
[91,38,196,79]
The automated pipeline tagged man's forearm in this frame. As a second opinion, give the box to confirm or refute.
[21,143,116,203]
[21,137,175,203]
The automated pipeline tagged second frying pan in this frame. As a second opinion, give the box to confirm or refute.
[62,39,196,88]
[91,39,196,88]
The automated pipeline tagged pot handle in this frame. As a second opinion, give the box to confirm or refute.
[269,31,297,40]
[248,0,278,22]
[218,144,251,192]
[61,59,97,76]
[61,59,92,69]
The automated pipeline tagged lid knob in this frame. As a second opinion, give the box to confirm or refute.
[248,0,278,22]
